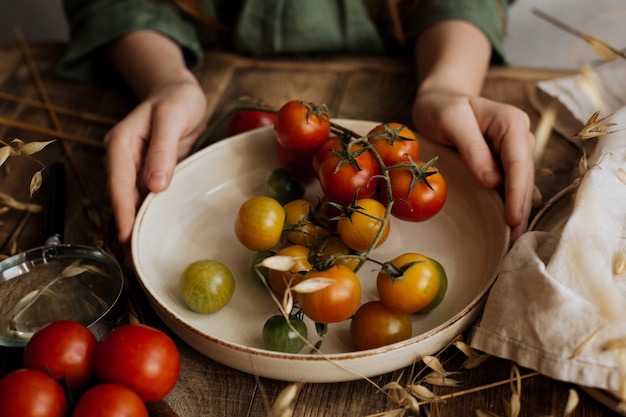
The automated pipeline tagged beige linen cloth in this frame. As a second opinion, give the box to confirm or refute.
[471,60,626,401]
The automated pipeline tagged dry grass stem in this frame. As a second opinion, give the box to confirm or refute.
[533,101,557,165]
[577,64,607,114]
[423,372,461,387]
[614,247,626,276]
[565,388,579,415]
[0,116,104,149]
[570,327,601,358]
[270,383,299,417]
[617,168,626,185]
[0,192,42,213]
[507,364,522,417]
[573,111,618,140]
[476,410,501,417]
[0,91,117,126]
[532,8,626,61]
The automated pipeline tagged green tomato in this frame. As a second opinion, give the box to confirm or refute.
[416,257,448,313]
[179,260,235,313]
[262,315,307,353]
[264,168,305,205]
[248,250,275,286]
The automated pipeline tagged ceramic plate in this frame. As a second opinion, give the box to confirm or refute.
[131,119,509,382]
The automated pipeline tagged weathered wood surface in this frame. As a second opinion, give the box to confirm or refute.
[0,42,619,416]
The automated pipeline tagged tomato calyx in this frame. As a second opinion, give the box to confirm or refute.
[367,123,418,146]
[328,139,371,173]
[379,260,424,281]
[388,155,440,194]
[301,101,330,125]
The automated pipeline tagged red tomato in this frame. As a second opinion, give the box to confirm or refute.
[274,100,330,152]
[228,109,276,136]
[350,300,412,350]
[384,160,447,222]
[0,369,67,417]
[367,122,420,167]
[23,320,97,392]
[275,143,316,183]
[72,383,149,417]
[317,140,379,205]
[94,324,180,403]
[296,265,361,323]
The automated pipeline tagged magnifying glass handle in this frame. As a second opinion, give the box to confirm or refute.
[44,162,66,246]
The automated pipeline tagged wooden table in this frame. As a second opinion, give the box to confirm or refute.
[0,41,620,417]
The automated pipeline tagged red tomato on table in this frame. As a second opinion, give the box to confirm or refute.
[94,323,180,403]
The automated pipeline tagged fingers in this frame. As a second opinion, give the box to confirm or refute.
[104,119,146,245]
[474,98,535,240]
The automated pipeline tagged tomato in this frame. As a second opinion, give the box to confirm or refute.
[94,323,180,403]
[376,253,447,314]
[283,199,328,247]
[385,160,447,222]
[317,139,379,205]
[262,314,308,353]
[264,168,305,205]
[367,122,420,167]
[23,320,97,392]
[228,109,276,136]
[337,198,390,252]
[296,264,361,323]
[0,369,67,417]
[72,383,148,417]
[249,250,275,285]
[314,236,360,271]
[275,142,316,183]
[267,244,313,296]
[274,100,330,152]
[235,196,285,251]
[179,260,235,313]
[350,301,412,350]
[311,135,341,174]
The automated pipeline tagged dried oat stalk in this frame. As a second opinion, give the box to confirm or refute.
[573,111,618,140]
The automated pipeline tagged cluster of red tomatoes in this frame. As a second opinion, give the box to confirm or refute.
[0,321,179,417]
[232,100,449,352]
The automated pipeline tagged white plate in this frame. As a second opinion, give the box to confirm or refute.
[131,119,509,382]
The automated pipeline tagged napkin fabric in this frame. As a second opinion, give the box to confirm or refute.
[471,60,626,399]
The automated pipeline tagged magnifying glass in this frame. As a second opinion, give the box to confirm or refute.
[0,163,125,347]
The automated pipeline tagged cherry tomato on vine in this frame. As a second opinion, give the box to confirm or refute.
[179,259,235,313]
[23,320,97,392]
[262,314,308,353]
[265,168,306,205]
[367,122,420,167]
[376,253,447,314]
[235,195,285,251]
[275,142,317,183]
[228,109,276,136]
[317,139,379,205]
[385,161,447,222]
[94,323,180,403]
[337,198,390,252]
[296,264,361,323]
[283,199,328,247]
[0,369,67,417]
[315,236,360,271]
[72,383,149,417]
[267,244,313,296]
[249,250,275,285]
[350,300,413,350]
[274,100,330,152]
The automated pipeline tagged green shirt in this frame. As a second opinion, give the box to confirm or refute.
[58,0,512,82]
